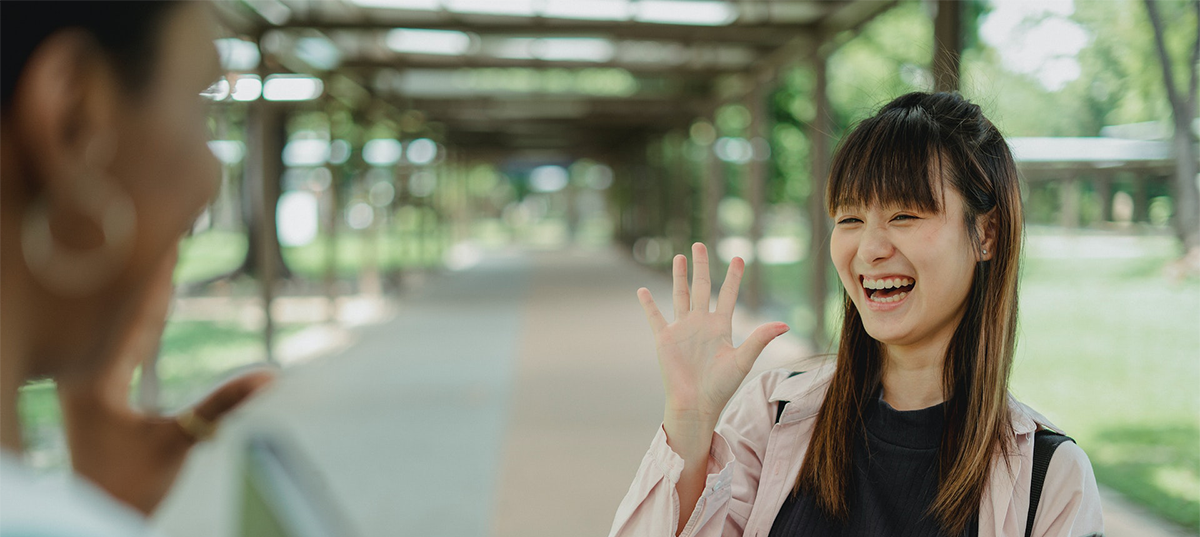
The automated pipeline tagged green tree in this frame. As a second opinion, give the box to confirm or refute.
[1144,0,1199,252]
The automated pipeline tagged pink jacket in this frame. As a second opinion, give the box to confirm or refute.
[608,366,1104,537]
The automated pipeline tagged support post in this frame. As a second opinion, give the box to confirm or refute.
[1095,176,1113,225]
[1132,176,1150,223]
[746,84,769,312]
[1060,175,1080,229]
[933,0,963,92]
[808,53,833,351]
[323,161,340,321]
[704,130,725,251]
[245,99,284,363]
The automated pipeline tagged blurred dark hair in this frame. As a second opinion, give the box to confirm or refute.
[1,1,180,108]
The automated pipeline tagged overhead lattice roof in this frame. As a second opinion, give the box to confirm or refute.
[216,0,897,155]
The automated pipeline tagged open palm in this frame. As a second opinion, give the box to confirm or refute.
[638,243,788,425]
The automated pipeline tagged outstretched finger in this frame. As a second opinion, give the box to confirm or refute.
[733,322,790,373]
[638,287,668,334]
[691,243,711,313]
[672,254,690,321]
[193,369,276,424]
[715,257,746,318]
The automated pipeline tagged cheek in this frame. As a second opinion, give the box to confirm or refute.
[121,101,220,232]
[111,98,221,278]
[916,248,973,308]
[829,232,858,290]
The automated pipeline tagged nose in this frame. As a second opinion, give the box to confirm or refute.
[857,223,894,265]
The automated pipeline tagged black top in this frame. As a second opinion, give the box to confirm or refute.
[767,394,978,537]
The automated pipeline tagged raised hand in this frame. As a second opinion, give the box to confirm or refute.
[637,242,789,429]
[638,243,788,534]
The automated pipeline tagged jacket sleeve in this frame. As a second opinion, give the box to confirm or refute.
[608,371,783,537]
[1029,442,1105,537]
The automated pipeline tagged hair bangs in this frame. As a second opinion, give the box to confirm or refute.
[826,107,947,216]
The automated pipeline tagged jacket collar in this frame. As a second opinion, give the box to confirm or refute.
[1008,396,1061,436]
[767,362,836,425]
[767,363,1062,437]
[767,363,1065,536]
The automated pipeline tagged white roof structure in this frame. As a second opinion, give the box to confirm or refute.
[1008,137,1175,169]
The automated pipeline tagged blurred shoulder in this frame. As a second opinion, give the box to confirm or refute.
[0,453,153,537]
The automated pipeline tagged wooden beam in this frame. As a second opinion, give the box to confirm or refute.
[339,57,750,77]
[699,0,897,115]
[277,19,814,47]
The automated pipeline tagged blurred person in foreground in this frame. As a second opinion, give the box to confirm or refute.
[611,92,1103,536]
[0,1,272,533]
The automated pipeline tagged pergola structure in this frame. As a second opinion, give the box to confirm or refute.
[207,0,966,358]
[1010,137,1177,227]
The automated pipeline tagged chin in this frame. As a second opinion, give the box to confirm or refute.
[860,322,911,347]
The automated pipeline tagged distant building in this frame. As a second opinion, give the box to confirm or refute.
[1007,120,1197,228]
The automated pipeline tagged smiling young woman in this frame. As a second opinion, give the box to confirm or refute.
[609,92,1103,537]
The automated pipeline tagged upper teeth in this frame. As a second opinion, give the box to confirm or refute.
[863,277,914,290]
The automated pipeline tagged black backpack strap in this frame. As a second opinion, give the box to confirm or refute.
[773,371,806,424]
[1025,429,1074,537]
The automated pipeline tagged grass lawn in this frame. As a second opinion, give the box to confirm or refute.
[173,229,449,286]
[17,320,302,471]
[1009,230,1199,531]
[763,228,1199,530]
[282,231,446,280]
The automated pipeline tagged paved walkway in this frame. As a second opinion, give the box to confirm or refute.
[152,247,1193,537]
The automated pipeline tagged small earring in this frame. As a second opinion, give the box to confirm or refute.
[982,248,988,255]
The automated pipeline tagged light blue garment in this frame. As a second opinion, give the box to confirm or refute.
[0,451,152,537]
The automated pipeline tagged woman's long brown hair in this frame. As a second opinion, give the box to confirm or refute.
[797,92,1024,534]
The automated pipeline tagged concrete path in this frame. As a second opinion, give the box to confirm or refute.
[152,247,1194,537]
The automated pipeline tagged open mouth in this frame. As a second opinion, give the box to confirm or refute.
[861,276,915,304]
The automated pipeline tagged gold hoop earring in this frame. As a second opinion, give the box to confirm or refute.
[21,176,137,297]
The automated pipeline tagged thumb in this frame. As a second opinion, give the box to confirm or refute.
[192,369,275,423]
[733,322,789,372]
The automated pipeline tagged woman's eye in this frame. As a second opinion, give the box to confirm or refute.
[893,214,917,221]
[837,218,862,225]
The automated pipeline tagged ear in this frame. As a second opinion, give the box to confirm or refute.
[976,208,998,261]
[10,29,119,204]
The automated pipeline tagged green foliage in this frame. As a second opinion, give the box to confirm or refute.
[827,2,934,129]
[964,0,1196,137]
[174,231,247,285]
[770,66,815,206]
[715,103,752,135]
[282,227,446,279]
[769,1,938,207]
[1071,0,1195,127]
